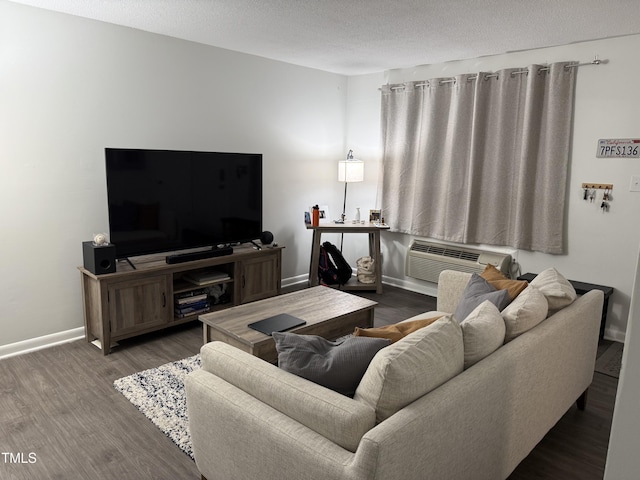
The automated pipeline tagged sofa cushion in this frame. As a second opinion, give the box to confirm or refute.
[353,315,443,343]
[273,332,390,397]
[529,267,577,315]
[353,315,464,423]
[453,273,511,322]
[481,264,528,300]
[501,285,549,342]
[460,300,506,369]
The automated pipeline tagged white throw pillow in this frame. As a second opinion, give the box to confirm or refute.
[529,267,577,315]
[460,300,506,369]
[353,315,463,423]
[501,285,548,342]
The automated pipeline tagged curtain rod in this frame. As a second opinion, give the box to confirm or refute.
[384,56,605,90]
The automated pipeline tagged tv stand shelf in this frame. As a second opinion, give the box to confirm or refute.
[78,244,283,355]
[173,276,234,295]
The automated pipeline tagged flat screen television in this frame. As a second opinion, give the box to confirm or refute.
[105,148,262,260]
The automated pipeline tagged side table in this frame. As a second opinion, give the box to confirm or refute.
[307,222,390,294]
[518,273,613,339]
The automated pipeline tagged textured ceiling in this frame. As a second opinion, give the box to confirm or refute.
[10,0,640,75]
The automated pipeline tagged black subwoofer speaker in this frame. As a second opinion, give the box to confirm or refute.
[82,241,116,274]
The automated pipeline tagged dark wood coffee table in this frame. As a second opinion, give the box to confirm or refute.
[199,286,376,363]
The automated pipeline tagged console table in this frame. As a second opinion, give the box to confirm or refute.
[79,245,283,354]
[306,222,389,294]
[518,272,613,339]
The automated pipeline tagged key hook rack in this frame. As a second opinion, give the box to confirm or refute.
[581,183,613,190]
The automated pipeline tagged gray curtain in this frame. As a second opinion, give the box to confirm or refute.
[380,62,576,254]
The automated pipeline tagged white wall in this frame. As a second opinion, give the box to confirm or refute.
[345,34,640,341]
[604,243,640,478]
[0,1,348,350]
[3,0,639,352]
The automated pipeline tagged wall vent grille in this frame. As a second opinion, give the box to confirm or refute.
[406,240,512,283]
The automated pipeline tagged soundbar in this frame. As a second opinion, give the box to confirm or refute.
[166,246,234,264]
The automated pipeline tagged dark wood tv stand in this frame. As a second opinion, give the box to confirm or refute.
[78,244,283,355]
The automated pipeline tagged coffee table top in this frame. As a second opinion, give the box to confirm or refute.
[199,286,377,347]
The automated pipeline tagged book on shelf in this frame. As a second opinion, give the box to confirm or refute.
[175,306,211,318]
[176,288,207,299]
[176,293,208,305]
[175,299,210,316]
[183,269,231,286]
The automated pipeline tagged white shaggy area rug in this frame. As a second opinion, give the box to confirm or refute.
[113,354,201,459]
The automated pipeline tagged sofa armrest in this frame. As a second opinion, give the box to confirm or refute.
[436,270,472,313]
[197,341,376,452]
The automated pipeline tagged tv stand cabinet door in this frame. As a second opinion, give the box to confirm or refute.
[107,274,172,339]
[239,251,281,304]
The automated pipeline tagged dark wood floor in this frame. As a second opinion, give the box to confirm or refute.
[0,285,617,480]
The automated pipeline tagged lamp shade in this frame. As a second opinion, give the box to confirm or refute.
[338,159,364,183]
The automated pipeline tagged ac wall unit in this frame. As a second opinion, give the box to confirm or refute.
[406,240,512,283]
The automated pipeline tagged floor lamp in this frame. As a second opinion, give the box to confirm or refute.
[338,150,364,250]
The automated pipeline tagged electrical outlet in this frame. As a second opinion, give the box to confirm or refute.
[631,175,640,192]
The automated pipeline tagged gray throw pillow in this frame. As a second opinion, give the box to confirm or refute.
[273,332,390,397]
[453,273,510,322]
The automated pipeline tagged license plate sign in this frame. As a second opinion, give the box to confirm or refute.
[597,139,640,158]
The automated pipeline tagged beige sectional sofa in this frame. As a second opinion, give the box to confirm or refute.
[185,269,603,480]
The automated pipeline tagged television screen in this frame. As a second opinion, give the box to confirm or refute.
[105,148,262,259]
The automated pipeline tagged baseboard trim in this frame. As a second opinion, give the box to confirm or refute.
[0,274,312,360]
[281,272,439,297]
[281,274,309,289]
[3,273,616,360]
[382,275,438,297]
[0,275,312,360]
[281,273,439,298]
[604,327,626,343]
[0,327,85,360]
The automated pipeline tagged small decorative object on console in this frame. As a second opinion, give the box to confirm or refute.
[93,232,108,246]
[356,256,376,284]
